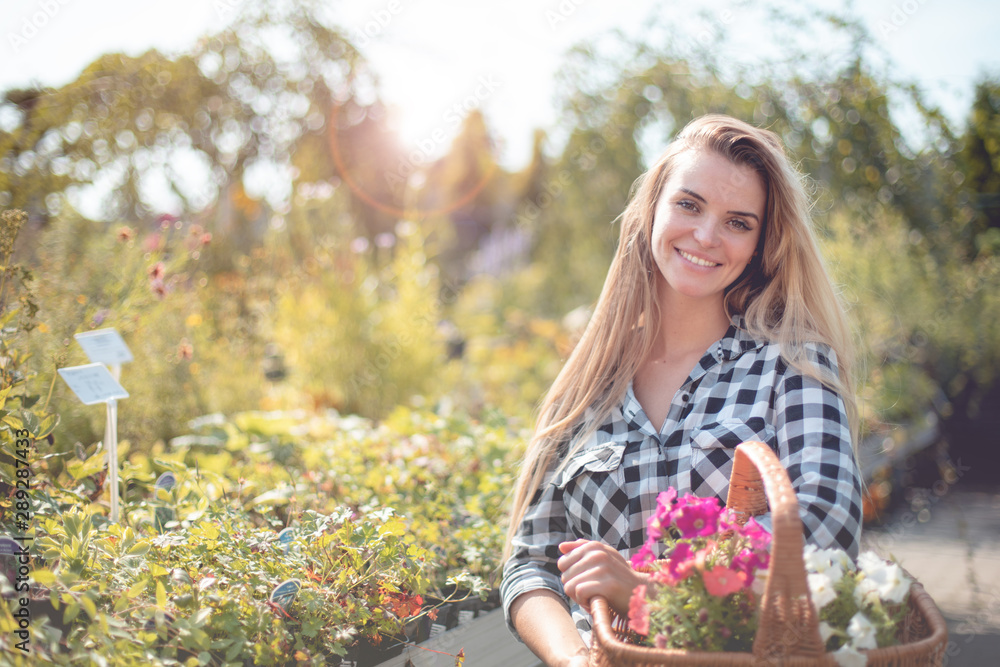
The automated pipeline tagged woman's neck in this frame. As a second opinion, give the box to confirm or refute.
[649,282,731,362]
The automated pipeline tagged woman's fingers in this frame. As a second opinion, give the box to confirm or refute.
[557,541,644,614]
[558,539,589,555]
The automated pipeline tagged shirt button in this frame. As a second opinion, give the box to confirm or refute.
[681,393,690,403]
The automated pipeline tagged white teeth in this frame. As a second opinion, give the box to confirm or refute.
[678,249,718,267]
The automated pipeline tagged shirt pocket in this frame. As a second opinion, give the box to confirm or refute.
[552,442,628,544]
[553,443,626,490]
[689,417,775,502]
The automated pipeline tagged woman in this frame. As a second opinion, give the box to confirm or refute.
[500,114,862,667]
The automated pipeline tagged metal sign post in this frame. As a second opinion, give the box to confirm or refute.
[59,329,133,523]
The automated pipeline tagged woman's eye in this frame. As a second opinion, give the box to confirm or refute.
[678,200,696,211]
[729,218,751,231]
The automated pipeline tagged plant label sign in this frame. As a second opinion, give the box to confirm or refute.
[58,363,129,405]
[74,328,134,365]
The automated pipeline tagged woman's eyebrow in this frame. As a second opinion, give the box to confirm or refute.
[679,187,706,203]
[680,187,760,223]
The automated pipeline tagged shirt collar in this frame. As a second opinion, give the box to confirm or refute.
[713,313,766,363]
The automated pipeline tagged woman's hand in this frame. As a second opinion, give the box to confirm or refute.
[557,539,647,616]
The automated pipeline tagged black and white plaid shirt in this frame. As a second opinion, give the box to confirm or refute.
[501,315,863,644]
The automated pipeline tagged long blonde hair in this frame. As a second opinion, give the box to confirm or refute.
[503,114,857,561]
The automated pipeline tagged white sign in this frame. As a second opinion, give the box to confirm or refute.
[74,329,133,365]
[57,363,129,405]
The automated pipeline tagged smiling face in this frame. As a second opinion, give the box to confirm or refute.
[650,148,766,312]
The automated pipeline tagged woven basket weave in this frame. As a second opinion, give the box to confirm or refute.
[589,441,949,666]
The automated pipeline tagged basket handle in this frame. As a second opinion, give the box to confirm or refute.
[725,441,828,661]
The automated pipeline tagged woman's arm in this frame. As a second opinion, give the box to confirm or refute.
[774,343,863,558]
[509,589,590,667]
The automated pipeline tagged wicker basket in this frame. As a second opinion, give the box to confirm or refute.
[589,441,949,666]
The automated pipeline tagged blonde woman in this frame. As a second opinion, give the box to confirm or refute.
[500,115,862,667]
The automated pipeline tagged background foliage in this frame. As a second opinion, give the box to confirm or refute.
[0,0,998,662]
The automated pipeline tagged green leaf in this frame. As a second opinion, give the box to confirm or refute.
[225,642,243,661]
[63,602,80,624]
[0,386,11,411]
[199,521,219,540]
[126,579,147,599]
[66,453,106,480]
[155,581,167,609]
[127,541,150,557]
[80,595,97,620]
[35,414,58,439]
[30,569,56,586]
[245,488,292,509]
[1,414,23,431]
[20,410,39,437]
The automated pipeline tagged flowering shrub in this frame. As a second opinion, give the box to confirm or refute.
[0,405,521,664]
[626,488,771,652]
[805,546,912,667]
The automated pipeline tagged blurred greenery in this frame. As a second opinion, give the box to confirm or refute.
[0,0,999,659]
[0,0,994,485]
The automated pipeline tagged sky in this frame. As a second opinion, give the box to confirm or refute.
[1,0,999,170]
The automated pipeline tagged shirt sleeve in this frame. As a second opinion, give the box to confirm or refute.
[772,342,863,560]
[500,468,575,642]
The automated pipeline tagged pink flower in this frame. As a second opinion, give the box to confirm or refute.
[731,547,769,585]
[702,565,747,597]
[647,488,679,540]
[144,232,164,252]
[656,488,678,512]
[148,262,165,281]
[157,213,178,229]
[628,585,650,636]
[150,279,168,299]
[741,518,771,550]
[674,496,722,538]
[655,542,695,585]
[631,543,656,570]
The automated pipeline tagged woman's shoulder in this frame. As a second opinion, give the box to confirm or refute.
[733,315,839,369]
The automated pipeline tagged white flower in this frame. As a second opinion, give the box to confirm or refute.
[857,551,885,573]
[818,621,836,643]
[847,612,878,650]
[804,545,848,583]
[831,548,855,572]
[854,574,881,606]
[832,644,868,667]
[873,562,910,604]
[854,558,911,605]
[808,572,838,610]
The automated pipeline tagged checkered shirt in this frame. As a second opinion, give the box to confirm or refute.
[500,315,863,645]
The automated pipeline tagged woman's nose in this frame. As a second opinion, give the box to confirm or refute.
[692,217,720,247]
